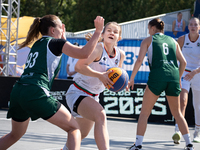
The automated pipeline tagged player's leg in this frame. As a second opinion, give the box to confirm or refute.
[180,89,189,117]
[129,85,159,150]
[77,96,109,150]
[75,117,94,140]
[137,86,159,135]
[0,118,30,150]
[192,89,200,142]
[62,117,94,150]
[167,95,194,149]
[47,104,81,150]
[179,71,190,118]
[172,74,190,144]
[172,89,188,144]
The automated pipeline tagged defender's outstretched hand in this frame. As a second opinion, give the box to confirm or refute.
[94,16,104,33]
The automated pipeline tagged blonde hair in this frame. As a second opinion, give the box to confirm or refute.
[189,17,200,25]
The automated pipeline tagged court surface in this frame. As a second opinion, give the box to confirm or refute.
[0,109,200,150]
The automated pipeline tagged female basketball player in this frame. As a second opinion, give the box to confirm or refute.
[0,14,104,150]
[62,22,125,150]
[172,17,200,144]
[128,18,194,150]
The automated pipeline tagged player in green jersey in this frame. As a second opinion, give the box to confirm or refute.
[127,18,194,150]
[0,14,104,150]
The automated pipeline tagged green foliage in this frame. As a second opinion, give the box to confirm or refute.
[20,0,195,32]
[20,0,76,31]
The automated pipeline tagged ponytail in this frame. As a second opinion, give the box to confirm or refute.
[85,32,103,42]
[148,18,164,32]
[18,17,41,49]
[19,15,59,49]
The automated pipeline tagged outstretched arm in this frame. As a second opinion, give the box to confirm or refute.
[128,37,151,90]
[62,16,104,59]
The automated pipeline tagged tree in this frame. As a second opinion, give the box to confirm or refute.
[19,0,195,32]
[20,0,76,31]
[71,0,194,31]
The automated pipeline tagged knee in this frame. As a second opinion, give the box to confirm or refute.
[81,131,89,140]
[94,110,107,123]
[172,110,183,120]
[9,131,24,141]
[180,97,187,107]
[67,123,80,132]
[139,111,151,120]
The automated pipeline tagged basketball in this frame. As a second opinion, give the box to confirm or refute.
[107,67,129,92]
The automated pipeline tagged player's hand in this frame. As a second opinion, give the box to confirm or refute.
[184,71,195,81]
[98,70,114,89]
[94,16,104,33]
[128,79,134,90]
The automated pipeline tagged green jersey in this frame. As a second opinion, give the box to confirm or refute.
[147,33,179,82]
[18,37,62,90]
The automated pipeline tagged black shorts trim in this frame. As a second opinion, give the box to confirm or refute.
[12,117,29,122]
[42,101,62,120]
[73,96,87,114]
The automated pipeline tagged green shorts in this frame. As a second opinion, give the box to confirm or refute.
[7,83,61,122]
[147,80,181,96]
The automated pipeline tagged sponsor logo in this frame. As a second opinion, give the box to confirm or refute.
[115,59,119,65]
[99,62,110,66]
[21,72,34,78]
[110,73,119,81]
[183,46,192,48]
[103,57,107,61]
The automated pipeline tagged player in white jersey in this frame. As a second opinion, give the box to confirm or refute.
[62,22,125,150]
[172,17,200,144]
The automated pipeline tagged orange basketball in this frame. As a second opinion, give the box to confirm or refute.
[107,67,129,92]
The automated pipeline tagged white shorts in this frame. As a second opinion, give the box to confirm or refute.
[181,71,200,92]
[66,84,99,118]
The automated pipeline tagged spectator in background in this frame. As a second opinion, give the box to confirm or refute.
[66,42,79,79]
[193,0,200,19]
[172,12,186,37]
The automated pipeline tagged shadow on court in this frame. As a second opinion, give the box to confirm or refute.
[0,110,200,150]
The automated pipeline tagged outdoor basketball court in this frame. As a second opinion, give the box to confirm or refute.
[0,109,200,150]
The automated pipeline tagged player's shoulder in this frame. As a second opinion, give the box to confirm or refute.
[177,34,185,45]
[143,36,152,43]
[96,42,103,50]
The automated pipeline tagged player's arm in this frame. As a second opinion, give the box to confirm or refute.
[175,41,186,79]
[75,44,114,88]
[118,50,125,68]
[62,16,104,59]
[66,64,70,75]
[177,35,185,49]
[128,37,150,90]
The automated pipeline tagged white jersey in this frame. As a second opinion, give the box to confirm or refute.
[67,57,78,77]
[73,42,121,94]
[174,19,183,31]
[182,34,200,71]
